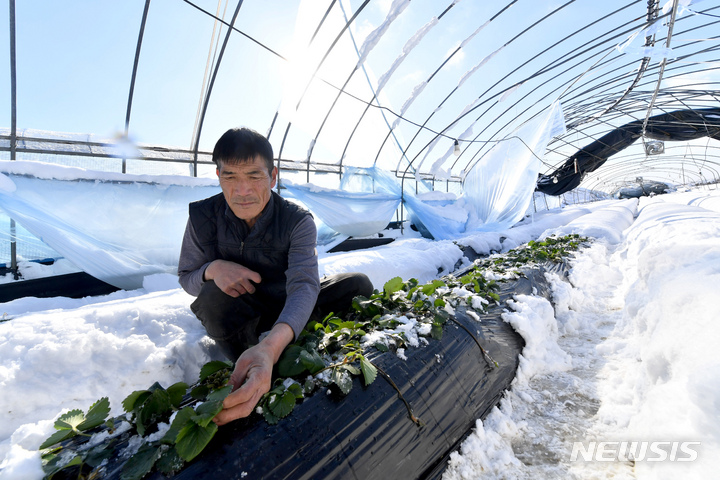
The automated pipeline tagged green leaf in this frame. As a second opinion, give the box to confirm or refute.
[341,364,360,375]
[303,378,316,396]
[191,400,224,428]
[42,454,82,479]
[162,407,195,444]
[199,360,233,382]
[77,397,110,431]
[267,388,297,419]
[156,447,185,476]
[175,421,218,462]
[190,385,230,427]
[299,349,326,374]
[190,384,210,400]
[431,322,444,340]
[39,429,75,450]
[54,409,84,432]
[105,418,116,432]
[434,309,450,323]
[331,368,353,395]
[167,382,188,408]
[84,442,116,468]
[374,342,389,352]
[405,278,419,291]
[434,298,446,307]
[277,345,309,377]
[261,403,280,425]
[359,357,377,386]
[383,277,404,298]
[121,445,161,480]
[122,390,152,413]
[421,279,445,296]
[136,389,172,437]
[287,382,304,399]
[206,384,232,403]
[352,296,382,317]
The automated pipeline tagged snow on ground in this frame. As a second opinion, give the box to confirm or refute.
[443,191,720,480]
[1,187,720,479]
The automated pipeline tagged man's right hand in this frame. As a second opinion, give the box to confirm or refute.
[204,259,262,297]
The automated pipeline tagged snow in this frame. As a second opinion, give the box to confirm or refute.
[1,173,720,478]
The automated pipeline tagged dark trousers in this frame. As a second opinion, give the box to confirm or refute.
[190,273,373,361]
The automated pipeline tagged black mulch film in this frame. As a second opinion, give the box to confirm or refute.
[97,262,566,480]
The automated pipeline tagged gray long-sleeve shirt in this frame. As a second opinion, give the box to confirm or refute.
[178,201,320,339]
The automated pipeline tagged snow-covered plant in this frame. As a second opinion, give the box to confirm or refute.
[39,360,233,480]
[37,234,587,479]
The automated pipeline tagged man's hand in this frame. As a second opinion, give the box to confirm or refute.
[204,259,262,297]
[213,323,295,426]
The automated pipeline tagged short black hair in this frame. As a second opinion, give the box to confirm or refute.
[212,127,274,173]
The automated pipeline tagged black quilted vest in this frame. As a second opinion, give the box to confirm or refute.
[188,191,311,303]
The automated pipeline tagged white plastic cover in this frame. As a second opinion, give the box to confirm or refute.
[0,163,219,289]
[463,101,566,233]
[282,167,402,237]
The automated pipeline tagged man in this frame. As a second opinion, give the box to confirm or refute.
[178,127,373,426]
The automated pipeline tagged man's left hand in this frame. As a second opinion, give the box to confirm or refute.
[213,323,294,426]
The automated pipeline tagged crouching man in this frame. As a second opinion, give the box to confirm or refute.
[178,127,372,426]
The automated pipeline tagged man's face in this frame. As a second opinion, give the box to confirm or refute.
[217,156,277,228]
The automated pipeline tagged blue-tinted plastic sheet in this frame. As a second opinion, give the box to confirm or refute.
[282,176,401,237]
[0,168,219,289]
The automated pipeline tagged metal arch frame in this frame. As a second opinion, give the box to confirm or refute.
[335,1,459,173]
[191,0,246,177]
[540,10,720,192]
[453,1,717,182]
[302,0,461,179]
[394,0,587,193]
[465,3,718,193]
[274,0,372,184]
[368,1,520,178]
[455,0,661,172]
[8,0,18,279]
[123,0,152,174]
[266,0,338,142]
[447,2,646,178]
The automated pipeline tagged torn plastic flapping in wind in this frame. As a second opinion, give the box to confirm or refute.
[282,170,401,238]
[463,101,566,233]
[0,166,220,289]
[341,165,464,241]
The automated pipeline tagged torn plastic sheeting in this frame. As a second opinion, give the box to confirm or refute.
[404,193,468,240]
[463,101,566,233]
[282,181,401,237]
[0,173,219,289]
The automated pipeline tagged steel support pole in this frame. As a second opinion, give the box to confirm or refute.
[9,0,19,280]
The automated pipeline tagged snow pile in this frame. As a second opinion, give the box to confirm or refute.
[1,186,720,479]
[442,190,720,480]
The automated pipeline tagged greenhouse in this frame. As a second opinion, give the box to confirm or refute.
[1,1,719,479]
[2,0,719,283]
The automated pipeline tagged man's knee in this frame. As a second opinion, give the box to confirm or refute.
[190,281,261,360]
[349,273,374,298]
